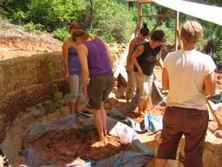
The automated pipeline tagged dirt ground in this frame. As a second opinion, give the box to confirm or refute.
[30,129,126,163]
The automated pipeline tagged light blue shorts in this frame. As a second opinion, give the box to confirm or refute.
[66,75,82,101]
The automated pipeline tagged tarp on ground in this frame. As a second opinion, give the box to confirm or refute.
[110,121,138,144]
[153,0,222,26]
[23,114,82,143]
[21,114,154,167]
[94,151,152,167]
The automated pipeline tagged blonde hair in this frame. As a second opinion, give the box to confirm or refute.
[181,20,203,43]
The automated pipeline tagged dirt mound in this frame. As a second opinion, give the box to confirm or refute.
[0,20,62,60]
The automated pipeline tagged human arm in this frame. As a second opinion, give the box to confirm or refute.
[130,45,144,74]
[156,54,164,69]
[203,72,216,97]
[203,57,216,97]
[162,67,169,90]
[162,53,170,91]
[62,40,69,80]
[77,44,89,96]
[105,43,114,70]
[126,40,136,70]
[155,46,164,68]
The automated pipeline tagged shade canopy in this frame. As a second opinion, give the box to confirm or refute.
[152,0,222,26]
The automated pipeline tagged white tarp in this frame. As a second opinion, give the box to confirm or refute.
[153,0,222,26]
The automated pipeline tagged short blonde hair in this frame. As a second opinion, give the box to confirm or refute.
[181,20,203,43]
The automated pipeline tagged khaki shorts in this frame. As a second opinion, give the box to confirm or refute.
[126,69,136,100]
[135,72,153,99]
[65,75,82,101]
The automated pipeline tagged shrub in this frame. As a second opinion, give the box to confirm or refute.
[8,0,86,31]
[90,0,135,42]
[53,27,69,41]
[6,0,135,43]
[9,10,28,24]
[23,22,44,32]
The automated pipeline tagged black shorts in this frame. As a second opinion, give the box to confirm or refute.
[87,75,113,109]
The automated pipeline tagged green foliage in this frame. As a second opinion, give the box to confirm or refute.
[9,10,28,24]
[23,22,44,32]
[142,4,158,30]
[159,23,175,44]
[53,27,69,41]
[215,31,222,64]
[6,0,31,11]
[89,0,135,42]
[7,0,86,31]
[5,0,134,43]
[199,20,222,64]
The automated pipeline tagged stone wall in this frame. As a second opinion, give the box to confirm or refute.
[0,52,66,142]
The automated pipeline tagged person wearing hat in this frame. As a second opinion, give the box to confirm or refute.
[130,29,165,114]
[63,22,86,114]
[155,20,216,167]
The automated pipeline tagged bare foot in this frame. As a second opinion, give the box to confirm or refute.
[91,139,107,148]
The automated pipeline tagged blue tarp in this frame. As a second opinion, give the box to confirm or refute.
[144,113,163,132]
[94,151,152,167]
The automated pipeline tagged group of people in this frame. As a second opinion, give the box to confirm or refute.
[126,23,165,114]
[63,22,113,144]
[63,20,216,167]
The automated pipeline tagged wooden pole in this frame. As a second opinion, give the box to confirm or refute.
[135,2,143,36]
[137,0,153,3]
[175,11,180,50]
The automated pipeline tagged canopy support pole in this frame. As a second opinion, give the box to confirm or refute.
[175,11,180,50]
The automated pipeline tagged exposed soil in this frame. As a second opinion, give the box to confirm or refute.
[30,129,127,165]
[0,20,62,60]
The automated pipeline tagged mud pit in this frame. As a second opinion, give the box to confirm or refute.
[29,129,125,163]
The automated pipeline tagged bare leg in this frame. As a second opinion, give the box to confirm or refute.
[155,158,167,167]
[147,96,153,110]
[143,99,148,112]
[75,98,80,113]
[138,98,147,114]
[93,109,105,141]
[69,100,76,113]
[101,104,108,136]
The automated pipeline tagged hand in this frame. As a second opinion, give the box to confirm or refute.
[138,68,143,76]
[83,84,88,97]
[126,64,133,72]
[64,72,69,80]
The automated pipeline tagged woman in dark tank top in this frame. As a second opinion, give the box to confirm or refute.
[62,23,86,115]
